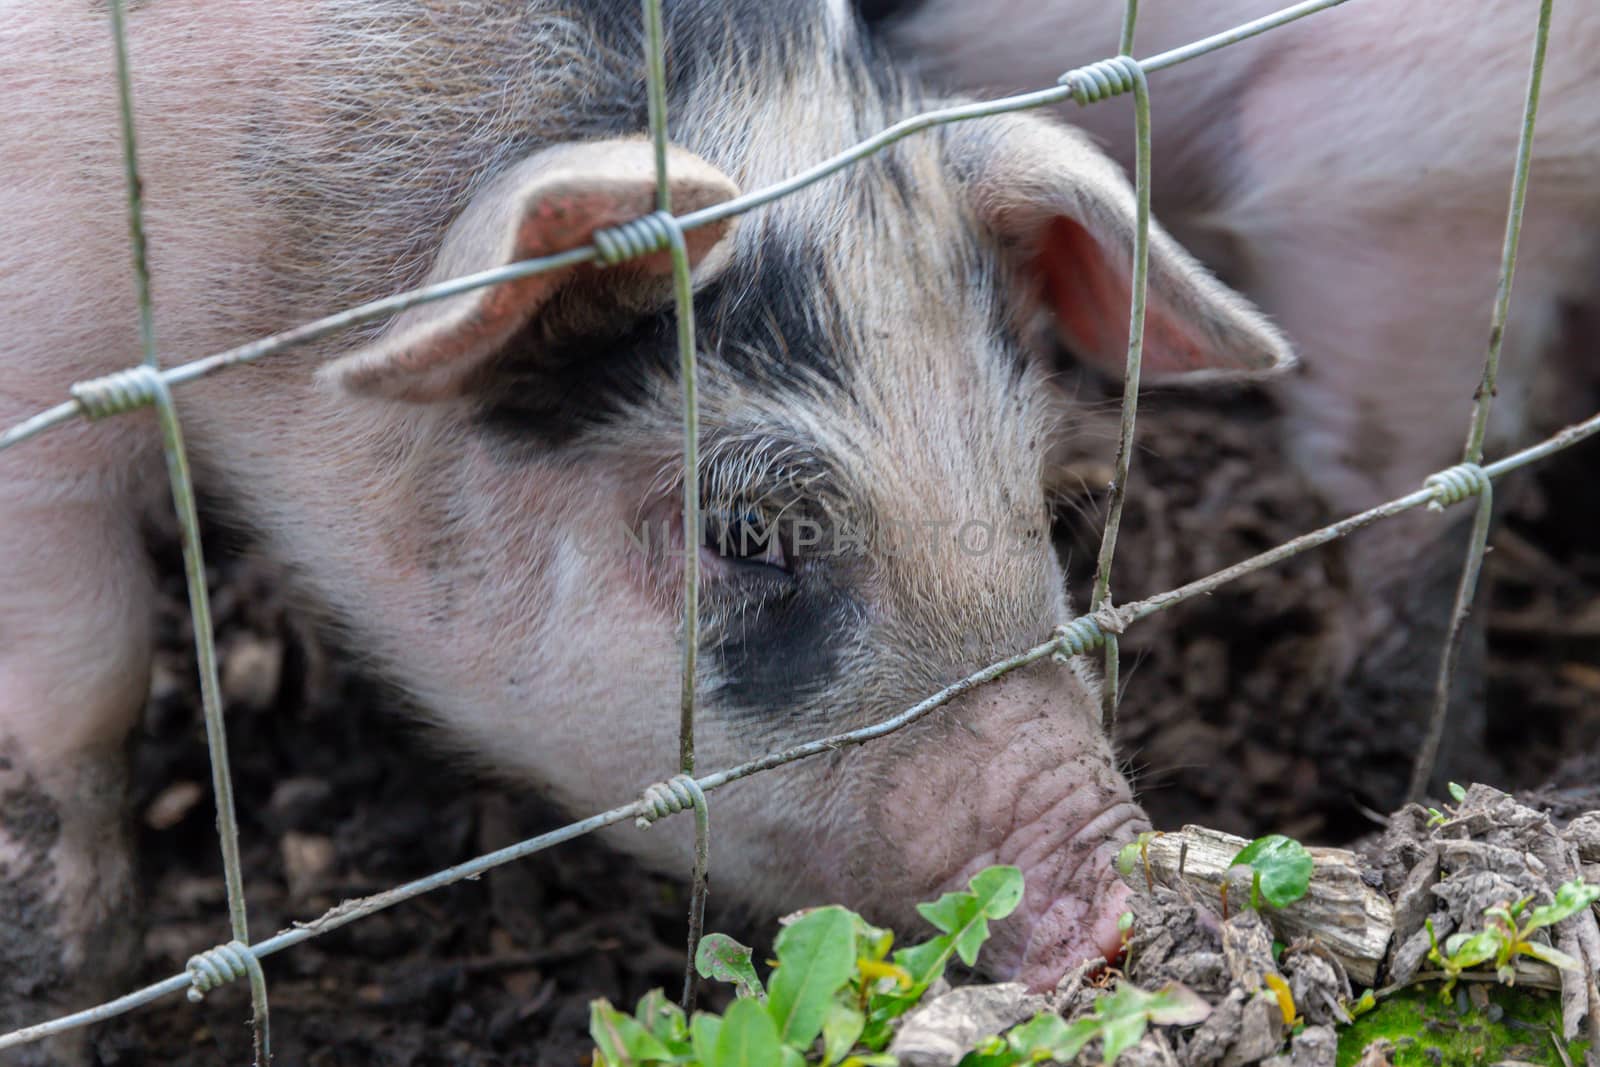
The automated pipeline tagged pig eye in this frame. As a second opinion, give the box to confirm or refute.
[703,508,789,571]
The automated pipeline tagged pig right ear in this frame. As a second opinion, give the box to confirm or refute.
[324,140,740,402]
[955,113,1294,380]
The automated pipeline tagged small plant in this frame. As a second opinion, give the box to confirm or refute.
[1425,782,1469,828]
[1426,878,1600,997]
[1223,834,1313,915]
[1114,831,1161,891]
[589,865,1024,1066]
[957,981,1209,1066]
[1343,987,1377,1020]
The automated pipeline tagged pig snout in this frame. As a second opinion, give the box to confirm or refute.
[1004,810,1139,991]
[865,659,1147,991]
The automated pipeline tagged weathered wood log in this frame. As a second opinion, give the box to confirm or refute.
[1133,826,1393,987]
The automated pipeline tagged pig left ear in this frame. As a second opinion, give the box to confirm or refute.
[957,114,1293,379]
[324,139,740,402]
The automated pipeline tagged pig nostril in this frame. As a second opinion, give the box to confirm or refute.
[1005,799,1148,986]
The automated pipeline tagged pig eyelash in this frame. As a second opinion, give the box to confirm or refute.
[701,506,790,572]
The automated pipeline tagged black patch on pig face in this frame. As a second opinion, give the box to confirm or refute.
[853,0,924,29]
[581,0,865,96]
[477,234,851,448]
[707,570,864,718]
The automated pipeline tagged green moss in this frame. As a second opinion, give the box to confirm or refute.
[1336,983,1588,1067]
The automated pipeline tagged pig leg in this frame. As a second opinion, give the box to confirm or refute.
[0,454,153,1061]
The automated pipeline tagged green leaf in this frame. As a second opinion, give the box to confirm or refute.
[1229,835,1314,909]
[1094,983,1158,1021]
[591,998,676,1065]
[1447,782,1467,803]
[851,914,895,963]
[1115,831,1160,880]
[1525,880,1600,932]
[1141,983,1212,1026]
[1085,983,1198,1065]
[864,868,1031,1047]
[1443,929,1503,971]
[1047,1017,1104,1062]
[1002,1013,1099,1062]
[634,989,691,1052]
[956,1037,1023,1067]
[691,1012,722,1066]
[713,998,789,1067]
[1518,941,1582,972]
[696,933,765,1000]
[1099,1010,1148,1063]
[912,866,1024,968]
[857,1008,897,1054]
[768,906,857,1049]
[894,936,952,989]
[820,1002,865,1067]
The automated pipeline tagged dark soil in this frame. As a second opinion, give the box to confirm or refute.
[75,382,1600,1065]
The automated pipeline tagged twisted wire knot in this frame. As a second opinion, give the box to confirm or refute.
[1060,55,1144,106]
[636,773,706,829]
[186,940,261,1003]
[1053,616,1107,660]
[70,365,164,420]
[593,210,681,266]
[1424,462,1491,512]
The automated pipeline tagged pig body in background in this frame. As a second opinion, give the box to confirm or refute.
[877,0,1600,797]
[0,0,1290,1050]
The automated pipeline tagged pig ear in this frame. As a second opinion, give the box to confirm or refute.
[958,114,1293,379]
[324,140,740,402]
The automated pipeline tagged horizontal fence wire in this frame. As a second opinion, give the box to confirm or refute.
[1,0,1588,1053]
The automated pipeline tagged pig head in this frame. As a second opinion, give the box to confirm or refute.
[298,112,1289,988]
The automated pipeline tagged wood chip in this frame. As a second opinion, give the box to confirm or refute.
[1138,826,1393,986]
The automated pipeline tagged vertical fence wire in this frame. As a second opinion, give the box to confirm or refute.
[1118,0,1140,56]
[1406,0,1554,803]
[1082,26,1152,733]
[106,0,155,370]
[103,1,270,1059]
[637,0,712,1012]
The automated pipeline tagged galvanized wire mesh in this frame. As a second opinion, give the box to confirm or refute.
[0,0,1580,1058]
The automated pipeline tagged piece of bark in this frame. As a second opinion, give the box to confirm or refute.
[1134,826,1392,986]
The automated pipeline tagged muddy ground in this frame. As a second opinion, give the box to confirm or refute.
[75,381,1600,1065]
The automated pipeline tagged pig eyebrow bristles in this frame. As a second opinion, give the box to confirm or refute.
[646,427,846,515]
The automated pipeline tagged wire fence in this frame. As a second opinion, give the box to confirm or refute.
[0,0,1578,1059]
